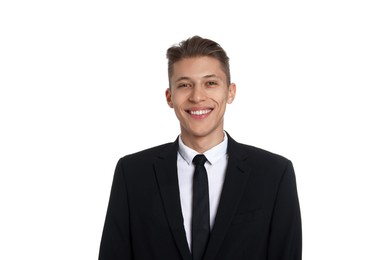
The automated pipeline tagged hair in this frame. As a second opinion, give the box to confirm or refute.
[166,35,231,86]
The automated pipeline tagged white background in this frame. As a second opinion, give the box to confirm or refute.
[1,0,389,259]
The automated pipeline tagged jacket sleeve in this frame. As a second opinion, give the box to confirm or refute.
[268,160,302,260]
[98,158,132,260]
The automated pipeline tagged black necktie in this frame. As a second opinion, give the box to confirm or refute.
[192,154,210,260]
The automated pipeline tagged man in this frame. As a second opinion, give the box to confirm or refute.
[99,36,302,260]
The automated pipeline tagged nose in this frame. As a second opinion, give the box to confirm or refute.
[189,85,206,103]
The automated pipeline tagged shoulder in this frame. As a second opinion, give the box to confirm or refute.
[119,142,175,165]
[113,142,177,181]
[238,143,290,164]
[238,142,289,163]
[228,135,292,172]
[111,142,177,188]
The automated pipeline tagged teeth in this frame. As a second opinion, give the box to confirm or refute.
[190,109,211,115]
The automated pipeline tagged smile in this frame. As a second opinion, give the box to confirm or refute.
[189,109,212,115]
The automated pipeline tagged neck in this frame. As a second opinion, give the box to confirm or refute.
[180,130,225,154]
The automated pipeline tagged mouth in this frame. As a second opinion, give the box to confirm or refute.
[186,108,213,118]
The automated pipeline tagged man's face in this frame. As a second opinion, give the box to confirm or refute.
[165,56,236,141]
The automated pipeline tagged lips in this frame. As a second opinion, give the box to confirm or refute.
[189,109,212,115]
[186,108,213,117]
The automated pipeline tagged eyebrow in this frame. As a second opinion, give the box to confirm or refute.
[174,76,191,83]
[174,74,221,83]
[203,74,219,79]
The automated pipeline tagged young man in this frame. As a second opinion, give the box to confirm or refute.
[99,36,302,260]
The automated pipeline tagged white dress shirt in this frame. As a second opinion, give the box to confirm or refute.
[177,132,228,248]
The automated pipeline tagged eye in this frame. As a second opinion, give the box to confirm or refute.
[178,83,190,88]
[206,81,218,86]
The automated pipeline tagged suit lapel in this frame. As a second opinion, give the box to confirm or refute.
[203,135,252,260]
[154,140,192,260]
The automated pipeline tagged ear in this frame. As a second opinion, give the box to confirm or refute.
[165,88,174,108]
[227,83,236,104]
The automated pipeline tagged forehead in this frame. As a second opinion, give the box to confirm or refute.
[171,56,225,80]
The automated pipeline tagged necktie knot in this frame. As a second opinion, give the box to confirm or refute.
[193,154,207,166]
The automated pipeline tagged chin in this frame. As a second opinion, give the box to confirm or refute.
[190,127,219,138]
[182,128,209,138]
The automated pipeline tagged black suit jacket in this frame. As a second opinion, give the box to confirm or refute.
[99,134,301,260]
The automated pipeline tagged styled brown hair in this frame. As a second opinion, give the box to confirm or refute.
[166,36,231,86]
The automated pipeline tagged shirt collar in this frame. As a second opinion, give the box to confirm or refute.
[178,132,228,165]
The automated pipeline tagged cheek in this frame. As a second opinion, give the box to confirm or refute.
[171,95,186,109]
[216,93,230,105]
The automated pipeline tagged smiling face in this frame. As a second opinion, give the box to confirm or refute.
[166,56,236,150]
